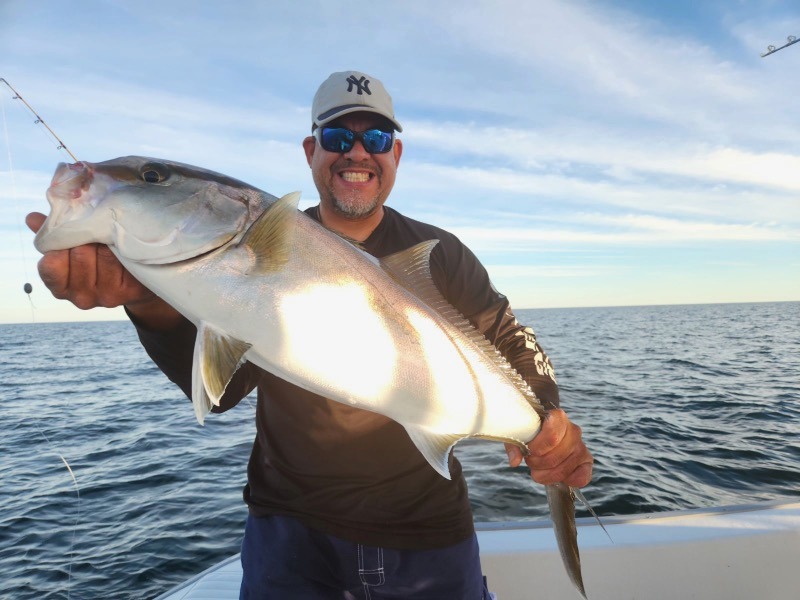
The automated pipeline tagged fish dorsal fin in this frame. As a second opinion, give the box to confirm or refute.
[379,240,443,308]
[190,321,252,424]
[380,240,545,418]
[403,424,464,480]
[240,191,301,274]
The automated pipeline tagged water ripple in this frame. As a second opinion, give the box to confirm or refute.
[1,303,798,598]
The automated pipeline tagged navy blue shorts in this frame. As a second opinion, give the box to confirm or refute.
[239,514,491,599]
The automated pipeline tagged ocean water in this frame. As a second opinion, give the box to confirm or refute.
[1,301,798,599]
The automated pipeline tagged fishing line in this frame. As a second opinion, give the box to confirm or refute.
[0,90,37,321]
[1,78,82,598]
[1,77,81,316]
[33,421,82,600]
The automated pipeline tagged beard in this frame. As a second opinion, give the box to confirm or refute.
[330,190,381,219]
[324,158,384,219]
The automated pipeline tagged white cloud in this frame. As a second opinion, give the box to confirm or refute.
[1,0,799,322]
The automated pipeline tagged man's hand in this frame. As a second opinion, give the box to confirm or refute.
[26,212,183,329]
[505,409,593,488]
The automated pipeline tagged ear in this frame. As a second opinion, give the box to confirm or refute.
[393,137,403,167]
[302,136,316,167]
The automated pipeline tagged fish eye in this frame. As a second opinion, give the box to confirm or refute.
[140,162,171,184]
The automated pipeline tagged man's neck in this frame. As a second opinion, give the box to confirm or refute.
[317,203,385,242]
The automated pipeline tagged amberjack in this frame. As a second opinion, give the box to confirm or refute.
[35,157,591,597]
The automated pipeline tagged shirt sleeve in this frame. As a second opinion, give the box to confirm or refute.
[126,308,259,413]
[433,238,561,411]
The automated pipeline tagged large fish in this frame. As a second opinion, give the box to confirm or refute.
[35,156,590,597]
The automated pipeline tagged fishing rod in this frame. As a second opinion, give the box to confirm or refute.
[761,35,798,57]
[0,77,79,161]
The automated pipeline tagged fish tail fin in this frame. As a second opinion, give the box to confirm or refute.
[546,482,587,599]
[573,487,612,543]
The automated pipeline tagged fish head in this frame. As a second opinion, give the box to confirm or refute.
[34,156,271,265]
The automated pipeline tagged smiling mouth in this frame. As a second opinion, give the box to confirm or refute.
[339,171,372,183]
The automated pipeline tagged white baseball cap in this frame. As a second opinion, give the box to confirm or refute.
[311,70,402,132]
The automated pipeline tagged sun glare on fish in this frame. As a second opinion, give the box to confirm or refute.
[403,307,480,431]
[279,282,397,401]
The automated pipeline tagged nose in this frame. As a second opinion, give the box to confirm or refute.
[342,139,371,161]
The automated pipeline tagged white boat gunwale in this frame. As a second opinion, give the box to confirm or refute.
[154,499,800,600]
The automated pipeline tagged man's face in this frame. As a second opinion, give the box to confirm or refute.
[303,112,403,220]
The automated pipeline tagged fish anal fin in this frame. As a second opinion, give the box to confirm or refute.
[190,376,213,426]
[241,191,300,274]
[193,322,251,423]
[403,424,465,480]
[191,337,214,426]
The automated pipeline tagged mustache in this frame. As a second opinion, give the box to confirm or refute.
[332,157,381,177]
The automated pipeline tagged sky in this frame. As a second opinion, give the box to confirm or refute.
[0,0,798,324]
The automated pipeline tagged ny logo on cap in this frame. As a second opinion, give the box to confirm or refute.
[346,75,371,95]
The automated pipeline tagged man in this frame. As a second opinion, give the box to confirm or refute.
[27,70,593,599]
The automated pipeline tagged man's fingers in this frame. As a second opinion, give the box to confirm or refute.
[563,461,593,488]
[95,245,132,307]
[527,443,593,487]
[37,251,71,299]
[505,443,523,467]
[26,212,46,234]
[522,409,594,488]
[527,409,569,457]
[65,245,100,309]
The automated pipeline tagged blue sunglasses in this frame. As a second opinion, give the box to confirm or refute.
[316,127,395,154]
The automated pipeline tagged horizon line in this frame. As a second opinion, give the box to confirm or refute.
[1,298,797,326]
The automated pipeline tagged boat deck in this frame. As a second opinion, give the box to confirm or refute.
[155,500,800,600]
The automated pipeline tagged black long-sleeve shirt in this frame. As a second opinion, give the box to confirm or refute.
[134,205,559,549]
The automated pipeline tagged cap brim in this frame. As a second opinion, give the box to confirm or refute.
[314,105,402,132]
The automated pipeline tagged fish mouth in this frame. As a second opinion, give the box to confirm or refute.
[48,161,94,200]
[35,161,101,253]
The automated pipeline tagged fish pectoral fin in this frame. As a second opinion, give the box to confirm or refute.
[190,370,214,426]
[403,425,465,480]
[241,191,301,274]
[190,322,252,424]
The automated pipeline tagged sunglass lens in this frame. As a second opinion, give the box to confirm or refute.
[321,128,355,152]
[319,127,393,154]
[362,130,393,153]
